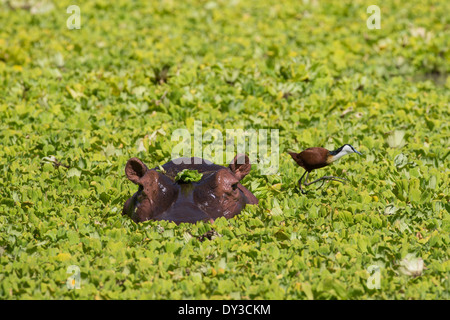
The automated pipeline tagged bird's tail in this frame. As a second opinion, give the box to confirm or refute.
[288,151,304,168]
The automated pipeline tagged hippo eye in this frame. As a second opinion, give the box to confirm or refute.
[231,183,238,191]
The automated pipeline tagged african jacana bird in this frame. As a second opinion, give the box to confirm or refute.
[288,144,362,194]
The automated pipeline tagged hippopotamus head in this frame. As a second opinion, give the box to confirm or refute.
[122,154,258,224]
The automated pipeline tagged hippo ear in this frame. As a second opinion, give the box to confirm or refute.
[229,154,251,180]
[125,158,148,184]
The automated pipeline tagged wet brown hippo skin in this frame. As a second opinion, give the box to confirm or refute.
[122,154,258,224]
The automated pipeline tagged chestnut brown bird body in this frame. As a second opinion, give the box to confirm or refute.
[288,144,362,194]
[288,148,334,172]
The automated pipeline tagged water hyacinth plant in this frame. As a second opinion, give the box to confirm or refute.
[0,0,448,300]
[175,169,203,183]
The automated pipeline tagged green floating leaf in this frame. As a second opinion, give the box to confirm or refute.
[183,232,193,243]
[384,204,398,215]
[67,168,81,177]
[302,282,314,300]
[387,130,406,149]
[394,153,408,168]
[399,254,425,277]
[175,169,203,183]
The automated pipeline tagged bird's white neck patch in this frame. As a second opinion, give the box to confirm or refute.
[331,145,354,161]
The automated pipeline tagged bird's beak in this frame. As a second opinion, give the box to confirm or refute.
[355,150,363,155]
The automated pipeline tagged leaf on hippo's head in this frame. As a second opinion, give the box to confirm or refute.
[156,165,166,174]
[175,169,203,183]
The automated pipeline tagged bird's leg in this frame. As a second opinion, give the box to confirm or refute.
[297,171,308,194]
[304,175,348,190]
[316,179,326,190]
[304,172,310,185]
[323,176,348,183]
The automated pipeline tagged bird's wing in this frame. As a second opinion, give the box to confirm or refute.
[300,148,329,168]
